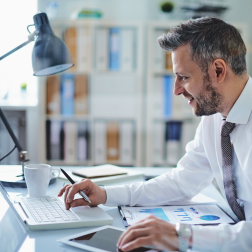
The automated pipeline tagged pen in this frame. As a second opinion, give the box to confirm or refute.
[60,168,91,204]
[118,206,126,220]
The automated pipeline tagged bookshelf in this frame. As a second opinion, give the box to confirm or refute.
[145,21,199,167]
[38,20,144,167]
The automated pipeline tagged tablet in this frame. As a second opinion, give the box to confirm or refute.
[58,225,161,252]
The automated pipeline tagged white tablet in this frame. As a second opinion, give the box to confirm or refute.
[58,225,161,252]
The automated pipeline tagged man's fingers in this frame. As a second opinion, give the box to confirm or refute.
[58,184,70,196]
[118,227,150,249]
[66,180,91,203]
[70,198,88,208]
[117,222,148,247]
[120,236,150,252]
[64,185,71,210]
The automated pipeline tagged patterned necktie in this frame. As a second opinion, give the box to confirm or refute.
[221,120,245,221]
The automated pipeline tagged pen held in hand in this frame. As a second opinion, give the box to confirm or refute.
[60,168,91,204]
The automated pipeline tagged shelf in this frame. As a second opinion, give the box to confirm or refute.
[153,70,174,76]
[46,114,90,120]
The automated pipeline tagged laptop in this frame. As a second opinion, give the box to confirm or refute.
[0,181,113,231]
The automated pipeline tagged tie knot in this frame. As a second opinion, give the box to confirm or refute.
[221,121,235,137]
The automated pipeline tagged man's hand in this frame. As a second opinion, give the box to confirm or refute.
[117,215,179,251]
[58,179,107,209]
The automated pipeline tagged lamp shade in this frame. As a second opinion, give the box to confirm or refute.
[32,12,74,76]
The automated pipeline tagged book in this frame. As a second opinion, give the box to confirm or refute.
[121,28,135,71]
[152,121,165,165]
[72,164,127,179]
[95,27,108,71]
[46,120,51,160]
[120,121,134,164]
[64,27,77,71]
[163,75,173,117]
[46,76,60,115]
[75,75,88,115]
[77,27,92,72]
[165,52,173,70]
[109,27,121,70]
[61,74,75,115]
[94,121,107,164]
[77,121,89,161]
[165,121,182,165]
[64,121,77,163]
[106,121,119,161]
[59,121,65,160]
[153,29,166,71]
[50,120,61,160]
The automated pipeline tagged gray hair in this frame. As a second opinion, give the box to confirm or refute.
[158,17,247,75]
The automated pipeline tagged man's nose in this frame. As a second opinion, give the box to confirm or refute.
[174,78,185,96]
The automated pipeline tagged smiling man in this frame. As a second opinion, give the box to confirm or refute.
[59,17,252,251]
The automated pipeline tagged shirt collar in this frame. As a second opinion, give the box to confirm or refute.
[226,76,252,124]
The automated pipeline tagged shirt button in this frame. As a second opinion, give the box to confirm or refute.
[241,203,244,208]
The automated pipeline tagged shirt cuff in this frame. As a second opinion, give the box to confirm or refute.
[104,185,130,206]
[192,225,219,251]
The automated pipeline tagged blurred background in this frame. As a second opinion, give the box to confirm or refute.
[0,0,251,168]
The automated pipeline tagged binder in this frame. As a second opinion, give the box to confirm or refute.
[121,28,135,71]
[46,120,51,160]
[152,76,163,118]
[59,121,65,160]
[94,121,107,164]
[64,27,77,70]
[109,27,121,70]
[165,121,182,165]
[75,75,88,115]
[77,121,89,161]
[46,76,60,115]
[64,121,77,163]
[165,52,173,70]
[106,121,119,161]
[120,121,134,164]
[77,27,92,72]
[50,120,61,160]
[61,74,75,115]
[152,121,165,165]
[163,75,173,117]
[153,29,165,71]
[95,27,108,71]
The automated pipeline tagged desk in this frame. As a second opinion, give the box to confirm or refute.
[0,167,237,252]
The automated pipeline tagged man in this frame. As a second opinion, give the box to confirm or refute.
[58,17,252,251]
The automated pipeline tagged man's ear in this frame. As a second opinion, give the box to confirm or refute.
[213,59,226,83]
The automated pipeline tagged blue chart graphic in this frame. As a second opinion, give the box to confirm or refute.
[174,208,192,221]
[199,215,220,221]
[139,208,170,222]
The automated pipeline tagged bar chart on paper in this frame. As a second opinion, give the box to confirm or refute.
[121,205,235,226]
[139,208,170,222]
[173,208,192,221]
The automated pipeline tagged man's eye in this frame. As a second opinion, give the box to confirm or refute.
[181,76,188,81]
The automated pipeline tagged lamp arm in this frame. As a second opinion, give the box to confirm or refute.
[0,30,38,61]
[0,108,23,152]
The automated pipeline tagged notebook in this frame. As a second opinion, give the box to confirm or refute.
[72,165,127,179]
[0,181,113,231]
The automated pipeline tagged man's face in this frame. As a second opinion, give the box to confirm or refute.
[172,44,223,116]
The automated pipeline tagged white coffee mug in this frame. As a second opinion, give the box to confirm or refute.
[24,164,60,197]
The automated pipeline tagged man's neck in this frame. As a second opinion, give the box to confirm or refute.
[220,73,249,118]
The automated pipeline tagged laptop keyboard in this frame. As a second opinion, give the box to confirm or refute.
[22,197,79,223]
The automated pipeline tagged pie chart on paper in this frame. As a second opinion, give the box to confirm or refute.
[199,215,220,221]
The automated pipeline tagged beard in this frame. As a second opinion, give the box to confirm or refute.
[185,73,223,117]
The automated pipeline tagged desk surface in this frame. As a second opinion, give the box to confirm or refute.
[0,167,236,252]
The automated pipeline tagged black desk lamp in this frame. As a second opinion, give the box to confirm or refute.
[0,12,74,188]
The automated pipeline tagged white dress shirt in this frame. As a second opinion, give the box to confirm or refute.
[104,76,252,251]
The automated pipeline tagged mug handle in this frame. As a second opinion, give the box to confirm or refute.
[50,167,61,178]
